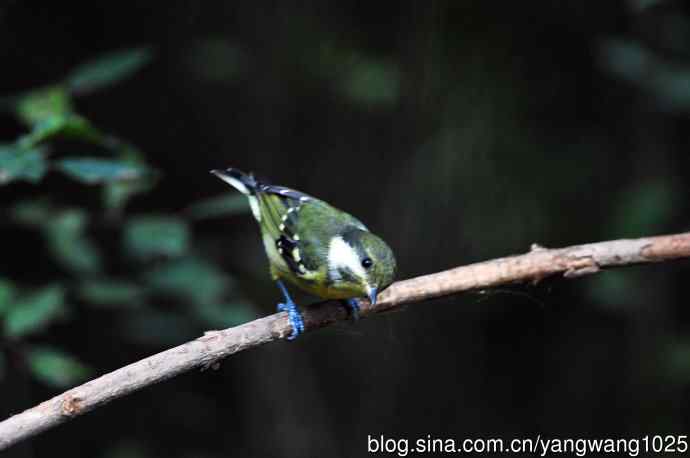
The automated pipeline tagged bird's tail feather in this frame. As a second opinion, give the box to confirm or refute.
[210,168,257,195]
[210,167,263,222]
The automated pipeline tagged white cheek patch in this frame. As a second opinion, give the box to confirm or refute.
[328,236,366,282]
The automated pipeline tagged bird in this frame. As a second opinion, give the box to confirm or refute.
[210,168,396,339]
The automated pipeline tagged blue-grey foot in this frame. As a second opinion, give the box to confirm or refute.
[345,298,361,320]
[276,280,304,340]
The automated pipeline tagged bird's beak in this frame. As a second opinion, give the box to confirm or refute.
[367,286,378,305]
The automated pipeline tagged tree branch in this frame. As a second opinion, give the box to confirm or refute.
[2,232,690,450]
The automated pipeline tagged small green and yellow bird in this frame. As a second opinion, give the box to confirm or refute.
[211,168,396,339]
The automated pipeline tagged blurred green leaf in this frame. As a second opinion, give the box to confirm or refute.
[103,440,150,458]
[611,180,677,237]
[602,39,690,112]
[665,341,690,382]
[194,300,255,328]
[4,285,66,338]
[15,85,73,126]
[102,146,157,213]
[45,209,102,274]
[125,216,190,259]
[18,114,103,148]
[628,0,664,11]
[10,203,102,273]
[120,308,198,346]
[602,40,649,85]
[66,47,153,94]
[341,58,400,106]
[104,179,154,214]
[649,68,690,112]
[27,346,91,388]
[57,157,148,184]
[144,257,229,304]
[186,193,249,220]
[314,42,358,79]
[0,278,17,317]
[185,39,245,83]
[0,144,47,184]
[588,270,634,305]
[10,198,52,226]
[78,279,143,307]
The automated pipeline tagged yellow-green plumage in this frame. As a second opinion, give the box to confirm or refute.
[211,168,396,303]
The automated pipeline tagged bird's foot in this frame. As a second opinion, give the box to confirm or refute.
[344,298,361,320]
[277,299,304,340]
[275,280,304,340]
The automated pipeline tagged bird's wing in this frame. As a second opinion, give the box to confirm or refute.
[255,186,319,277]
[256,184,368,280]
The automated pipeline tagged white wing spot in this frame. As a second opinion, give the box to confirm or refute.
[278,248,284,254]
[278,223,286,231]
[293,234,300,241]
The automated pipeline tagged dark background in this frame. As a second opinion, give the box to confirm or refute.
[2,1,690,457]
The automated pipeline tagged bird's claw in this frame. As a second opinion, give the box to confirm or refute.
[277,301,304,340]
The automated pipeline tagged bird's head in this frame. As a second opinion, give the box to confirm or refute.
[327,229,396,304]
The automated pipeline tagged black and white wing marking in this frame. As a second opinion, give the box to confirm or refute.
[256,185,315,276]
[260,184,312,202]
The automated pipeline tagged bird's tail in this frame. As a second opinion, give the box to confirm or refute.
[210,168,258,195]
[210,167,263,223]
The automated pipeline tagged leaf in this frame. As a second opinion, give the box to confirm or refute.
[27,346,91,388]
[601,40,690,113]
[629,0,664,11]
[103,441,150,458]
[11,203,102,274]
[66,47,153,94]
[665,341,690,382]
[45,209,102,274]
[144,257,229,304]
[102,146,158,213]
[10,198,52,226]
[184,39,246,83]
[194,300,256,328]
[18,114,103,148]
[340,58,401,106]
[601,40,649,86]
[57,157,148,184]
[120,308,198,346]
[0,144,47,184]
[14,85,73,126]
[104,179,155,213]
[4,285,66,338]
[124,216,190,259]
[611,180,677,237]
[0,278,17,317]
[78,279,143,307]
[186,193,249,220]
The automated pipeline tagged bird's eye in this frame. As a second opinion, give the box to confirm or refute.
[361,258,373,269]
